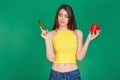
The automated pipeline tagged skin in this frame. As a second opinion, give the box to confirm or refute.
[40,9,100,72]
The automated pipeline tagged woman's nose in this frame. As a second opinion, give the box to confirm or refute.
[61,16,65,20]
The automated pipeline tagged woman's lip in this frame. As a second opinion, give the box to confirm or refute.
[60,21,65,23]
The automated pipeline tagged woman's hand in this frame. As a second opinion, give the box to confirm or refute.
[40,26,49,40]
[87,30,100,41]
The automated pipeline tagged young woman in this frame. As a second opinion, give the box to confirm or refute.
[40,4,100,80]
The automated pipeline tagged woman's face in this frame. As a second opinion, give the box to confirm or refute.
[58,9,69,27]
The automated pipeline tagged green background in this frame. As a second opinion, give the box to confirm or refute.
[0,0,120,80]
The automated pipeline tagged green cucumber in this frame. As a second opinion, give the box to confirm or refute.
[38,18,47,30]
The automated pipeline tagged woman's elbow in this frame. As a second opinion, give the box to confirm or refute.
[46,55,54,62]
[47,58,54,62]
[77,56,84,61]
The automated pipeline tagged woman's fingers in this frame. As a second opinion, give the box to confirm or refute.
[92,30,100,39]
[41,33,46,38]
[96,30,100,35]
[41,32,46,38]
[89,30,101,40]
[40,26,49,33]
[40,30,49,39]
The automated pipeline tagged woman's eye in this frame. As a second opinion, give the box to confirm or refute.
[58,14,62,17]
[65,15,69,18]
[58,13,69,18]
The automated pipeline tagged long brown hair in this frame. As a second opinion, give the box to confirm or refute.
[52,4,77,30]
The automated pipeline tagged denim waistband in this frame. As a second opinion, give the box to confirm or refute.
[50,68,80,76]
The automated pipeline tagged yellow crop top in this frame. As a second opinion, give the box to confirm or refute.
[52,29,78,63]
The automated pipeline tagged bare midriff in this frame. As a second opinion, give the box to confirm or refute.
[52,63,78,72]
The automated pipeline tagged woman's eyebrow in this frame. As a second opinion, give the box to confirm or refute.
[59,12,63,15]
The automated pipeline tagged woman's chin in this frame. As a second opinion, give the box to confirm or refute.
[59,24,67,27]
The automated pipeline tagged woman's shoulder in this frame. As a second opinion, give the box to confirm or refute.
[49,30,57,37]
[49,30,56,33]
[74,29,83,37]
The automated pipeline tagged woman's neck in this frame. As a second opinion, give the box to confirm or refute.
[58,26,68,31]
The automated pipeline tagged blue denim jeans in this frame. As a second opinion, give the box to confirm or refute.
[49,69,81,80]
